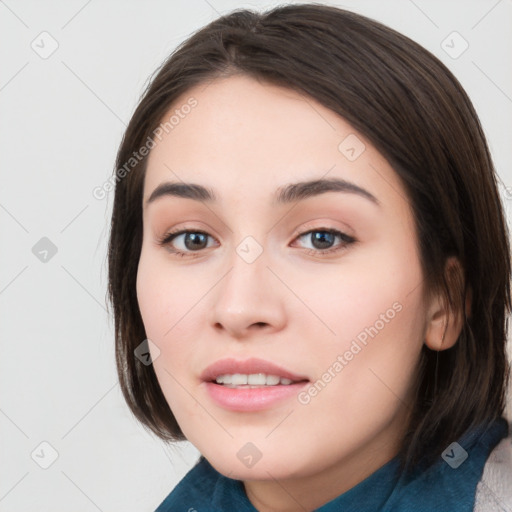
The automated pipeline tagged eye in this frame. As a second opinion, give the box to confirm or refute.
[156,227,356,258]
[156,229,217,257]
[292,228,356,256]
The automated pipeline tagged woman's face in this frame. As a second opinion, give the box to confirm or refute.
[137,75,431,499]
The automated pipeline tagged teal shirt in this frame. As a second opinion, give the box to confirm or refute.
[156,417,509,511]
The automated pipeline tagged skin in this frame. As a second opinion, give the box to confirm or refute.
[136,75,462,511]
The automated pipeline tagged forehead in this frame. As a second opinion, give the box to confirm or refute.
[143,74,407,212]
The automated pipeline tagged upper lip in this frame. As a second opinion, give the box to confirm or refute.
[200,357,309,383]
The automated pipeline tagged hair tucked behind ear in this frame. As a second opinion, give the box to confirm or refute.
[107,3,511,476]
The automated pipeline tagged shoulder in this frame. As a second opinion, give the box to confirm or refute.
[474,421,512,511]
[155,456,220,511]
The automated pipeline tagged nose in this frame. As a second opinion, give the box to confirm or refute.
[210,245,286,339]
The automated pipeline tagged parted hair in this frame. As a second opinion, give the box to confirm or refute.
[107,3,511,475]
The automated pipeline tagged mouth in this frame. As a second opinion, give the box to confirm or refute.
[213,373,307,388]
[201,357,309,386]
[200,358,310,411]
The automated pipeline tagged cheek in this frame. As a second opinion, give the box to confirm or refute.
[136,248,222,382]
[136,254,186,381]
[136,253,203,416]
[136,255,167,342]
[136,248,202,340]
[289,241,425,347]
[311,246,426,412]
[294,237,426,377]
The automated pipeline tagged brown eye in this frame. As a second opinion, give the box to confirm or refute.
[157,230,217,257]
[179,232,209,251]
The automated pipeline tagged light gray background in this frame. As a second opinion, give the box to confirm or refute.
[1,1,511,510]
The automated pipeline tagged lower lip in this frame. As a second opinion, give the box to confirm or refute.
[204,381,309,412]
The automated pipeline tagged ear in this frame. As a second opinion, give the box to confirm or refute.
[424,256,470,351]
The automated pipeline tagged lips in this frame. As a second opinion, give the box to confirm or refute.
[200,357,309,384]
[201,357,310,412]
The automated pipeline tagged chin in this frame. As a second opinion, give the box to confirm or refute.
[203,443,315,482]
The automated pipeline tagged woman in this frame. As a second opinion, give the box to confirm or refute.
[107,4,512,510]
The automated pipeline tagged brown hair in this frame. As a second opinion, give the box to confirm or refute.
[107,3,511,475]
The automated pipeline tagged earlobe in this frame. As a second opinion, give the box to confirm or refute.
[424,309,457,351]
[424,257,467,352]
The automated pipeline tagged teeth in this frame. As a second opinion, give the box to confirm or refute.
[248,374,267,385]
[215,373,295,386]
[263,374,280,385]
[231,373,247,386]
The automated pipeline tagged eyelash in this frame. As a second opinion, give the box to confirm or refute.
[156,227,356,258]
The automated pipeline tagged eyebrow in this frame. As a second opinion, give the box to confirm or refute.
[145,178,380,207]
